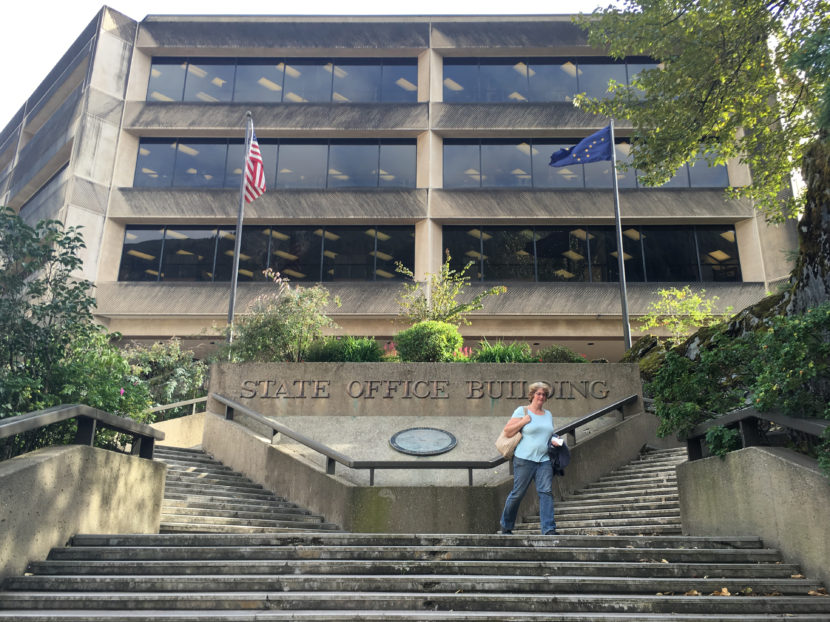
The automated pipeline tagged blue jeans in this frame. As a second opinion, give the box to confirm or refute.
[500,457,556,534]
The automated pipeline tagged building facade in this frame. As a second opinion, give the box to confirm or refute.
[0,8,797,360]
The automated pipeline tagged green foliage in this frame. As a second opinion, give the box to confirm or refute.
[59,330,152,420]
[0,207,96,416]
[639,286,731,345]
[221,270,339,363]
[0,208,154,459]
[577,0,829,220]
[395,250,506,326]
[537,344,589,363]
[648,302,830,473]
[705,425,742,457]
[471,339,537,363]
[124,339,207,420]
[305,336,384,362]
[394,321,463,362]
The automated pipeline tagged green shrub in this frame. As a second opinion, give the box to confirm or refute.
[537,344,588,363]
[705,425,742,457]
[123,338,207,420]
[305,336,383,362]
[220,270,339,363]
[647,301,830,476]
[394,321,462,362]
[471,339,536,363]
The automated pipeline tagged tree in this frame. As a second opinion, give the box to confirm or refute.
[0,207,96,415]
[577,0,830,312]
[0,208,151,459]
[124,339,208,419]
[221,269,340,363]
[395,250,507,327]
[639,286,731,345]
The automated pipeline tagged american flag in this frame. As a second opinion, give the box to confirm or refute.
[243,131,266,203]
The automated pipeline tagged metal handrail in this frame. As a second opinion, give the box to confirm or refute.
[0,404,165,460]
[149,396,208,414]
[210,392,639,485]
[683,406,829,461]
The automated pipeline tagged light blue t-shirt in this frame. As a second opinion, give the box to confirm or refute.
[512,406,554,463]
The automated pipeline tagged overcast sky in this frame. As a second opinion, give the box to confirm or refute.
[0,0,610,126]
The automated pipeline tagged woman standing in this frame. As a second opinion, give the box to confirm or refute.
[499,381,558,535]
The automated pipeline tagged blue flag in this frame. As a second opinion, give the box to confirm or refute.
[549,125,613,167]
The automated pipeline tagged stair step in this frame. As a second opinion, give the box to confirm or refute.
[1,591,827,614]
[26,558,802,578]
[160,508,321,522]
[5,574,822,595]
[162,499,309,514]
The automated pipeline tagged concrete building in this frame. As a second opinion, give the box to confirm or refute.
[0,7,797,361]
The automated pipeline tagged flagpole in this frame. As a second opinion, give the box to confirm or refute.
[227,111,253,344]
[609,118,632,351]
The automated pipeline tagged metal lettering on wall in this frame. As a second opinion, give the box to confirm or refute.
[239,379,610,401]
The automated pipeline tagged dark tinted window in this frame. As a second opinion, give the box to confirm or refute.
[443,59,480,103]
[642,226,699,281]
[134,138,177,187]
[183,59,235,103]
[234,60,285,103]
[118,225,416,283]
[381,60,418,103]
[696,225,741,281]
[161,227,217,282]
[442,224,738,283]
[146,59,186,102]
[118,227,164,281]
[172,139,227,188]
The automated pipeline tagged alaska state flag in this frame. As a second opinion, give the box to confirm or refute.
[549,125,613,167]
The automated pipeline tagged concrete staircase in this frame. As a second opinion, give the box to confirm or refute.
[1,446,829,619]
[517,446,687,536]
[1,532,829,620]
[154,445,340,533]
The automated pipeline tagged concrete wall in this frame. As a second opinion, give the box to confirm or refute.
[201,407,674,533]
[203,412,505,533]
[152,412,205,448]
[0,445,165,579]
[209,361,642,420]
[677,447,830,588]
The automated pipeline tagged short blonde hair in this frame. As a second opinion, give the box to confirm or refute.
[527,381,552,401]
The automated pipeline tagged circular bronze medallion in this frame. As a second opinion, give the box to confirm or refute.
[389,427,457,456]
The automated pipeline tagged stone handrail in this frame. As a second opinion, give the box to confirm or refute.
[0,404,165,460]
[684,406,829,461]
[210,392,639,485]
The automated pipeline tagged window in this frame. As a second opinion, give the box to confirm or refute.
[118,225,416,283]
[328,141,380,188]
[160,227,218,281]
[275,140,329,189]
[480,140,532,188]
[118,227,164,281]
[234,61,285,103]
[146,59,186,102]
[696,225,741,282]
[134,138,416,190]
[443,139,727,189]
[443,56,654,104]
[147,57,418,104]
[442,225,740,283]
[528,59,578,102]
[641,226,699,282]
[183,59,235,103]
[576,60,627,99]
[172,139,228,188]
